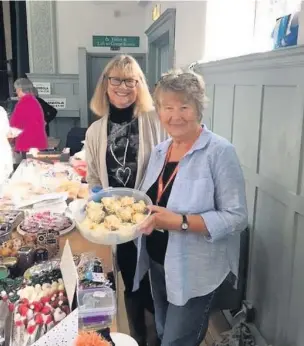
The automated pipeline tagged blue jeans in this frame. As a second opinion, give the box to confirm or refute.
[149,260,216,346]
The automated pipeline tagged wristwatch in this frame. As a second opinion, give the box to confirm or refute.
[181,215,189,232]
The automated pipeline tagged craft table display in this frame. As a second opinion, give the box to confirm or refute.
[0,158,112,269]
[0,242,77,346]
[0,241,116,346]
[0,158,142,345]
[0,159,118,345]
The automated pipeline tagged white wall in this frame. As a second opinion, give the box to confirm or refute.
[27,0,304,75]
[203,0,256,62]
[55,1,147,74]
[2,1,12,60]
[174,2,207,67]
[296,1,304,44]
[144,1,207,68]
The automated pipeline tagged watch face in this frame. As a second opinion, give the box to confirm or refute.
[182,223,188,230]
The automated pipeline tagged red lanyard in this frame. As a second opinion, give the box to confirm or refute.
[156,127,203,205]
[156,145,179,205]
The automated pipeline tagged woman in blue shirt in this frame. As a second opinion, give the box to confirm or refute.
[135,70,248,346]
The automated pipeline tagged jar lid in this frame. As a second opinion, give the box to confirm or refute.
[91,186,102,194]
[1,257,18,267]
[0,265,8,280]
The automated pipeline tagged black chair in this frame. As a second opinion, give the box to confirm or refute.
[66,127,87,156]
[212,228,250,312]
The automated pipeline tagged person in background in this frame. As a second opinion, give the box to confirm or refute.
[0,106,13,185]
[136,70,248,346]
[32,87,57,136]
[85,55,167,346]
[10,78,48,158]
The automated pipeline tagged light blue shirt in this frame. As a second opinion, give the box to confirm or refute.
[133,125,248,306]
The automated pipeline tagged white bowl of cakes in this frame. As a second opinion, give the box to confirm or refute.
[68,188,152,245]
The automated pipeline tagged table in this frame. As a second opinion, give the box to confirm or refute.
[62,229,119,333]
[59,228,113,271]
[60,228,118,332]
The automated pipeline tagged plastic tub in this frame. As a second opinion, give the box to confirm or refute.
[69,187,152,245]
[78,286,116,331]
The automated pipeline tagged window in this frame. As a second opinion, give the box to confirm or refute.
[253,0,302,53]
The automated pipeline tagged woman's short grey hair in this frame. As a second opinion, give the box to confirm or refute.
[153,69,208,122]
[14,78,35,95]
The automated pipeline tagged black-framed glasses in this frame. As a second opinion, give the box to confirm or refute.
[108,77,138,88]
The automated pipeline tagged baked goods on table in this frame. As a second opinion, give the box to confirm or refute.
[0,234,27,257]
[0,210,24,245]
[55,181,80,200]
[83,196,147,232]
[3,182,49,199]
[0,197,15,210]
[55,181,88,200]
[78,184,89,200]
[18,212,74,236]
[72,188,152,245]
[0,210,24,231]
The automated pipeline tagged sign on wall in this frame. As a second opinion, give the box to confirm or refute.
[44,98,66,110]
[93,36,140,48]
[33,82,51,95]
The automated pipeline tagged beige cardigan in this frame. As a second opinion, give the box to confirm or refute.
[85,111,167,189]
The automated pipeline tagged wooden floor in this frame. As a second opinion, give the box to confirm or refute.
[116,273,231,346]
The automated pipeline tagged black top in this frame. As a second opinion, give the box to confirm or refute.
[146,162,178,265]
[36,97,57,136]
[106,103,139,189]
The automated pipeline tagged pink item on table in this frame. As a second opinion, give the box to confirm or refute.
[26,319,37,335]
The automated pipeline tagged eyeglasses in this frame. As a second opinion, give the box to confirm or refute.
[108,77,138,88]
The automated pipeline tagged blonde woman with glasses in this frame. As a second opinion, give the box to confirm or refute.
[85,55,166,346]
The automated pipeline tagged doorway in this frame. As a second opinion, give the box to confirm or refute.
[146,8,176,89]
[156,32,170,78]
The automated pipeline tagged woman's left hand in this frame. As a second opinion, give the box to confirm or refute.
[140,205,182,235]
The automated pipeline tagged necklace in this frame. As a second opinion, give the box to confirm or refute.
[109,138,129,167]
[108,120,133,187]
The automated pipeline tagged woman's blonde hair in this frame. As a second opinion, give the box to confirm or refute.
[90,55,153,117]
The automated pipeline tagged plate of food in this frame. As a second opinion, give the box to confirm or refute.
[0,210,24,244]
[17,211,75,237]
[68,188,152,245]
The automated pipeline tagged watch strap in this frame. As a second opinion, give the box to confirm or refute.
[181,215,189,231]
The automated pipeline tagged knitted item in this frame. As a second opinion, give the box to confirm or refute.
[75,331,111,346]
[97,328,115,346]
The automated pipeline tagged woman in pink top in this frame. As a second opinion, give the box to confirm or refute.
[10,78,48,157]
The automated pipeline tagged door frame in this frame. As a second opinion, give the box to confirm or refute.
[145,8,176,89]
[78,48,147,127]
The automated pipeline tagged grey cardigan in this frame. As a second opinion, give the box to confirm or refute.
[85,110,167,189]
